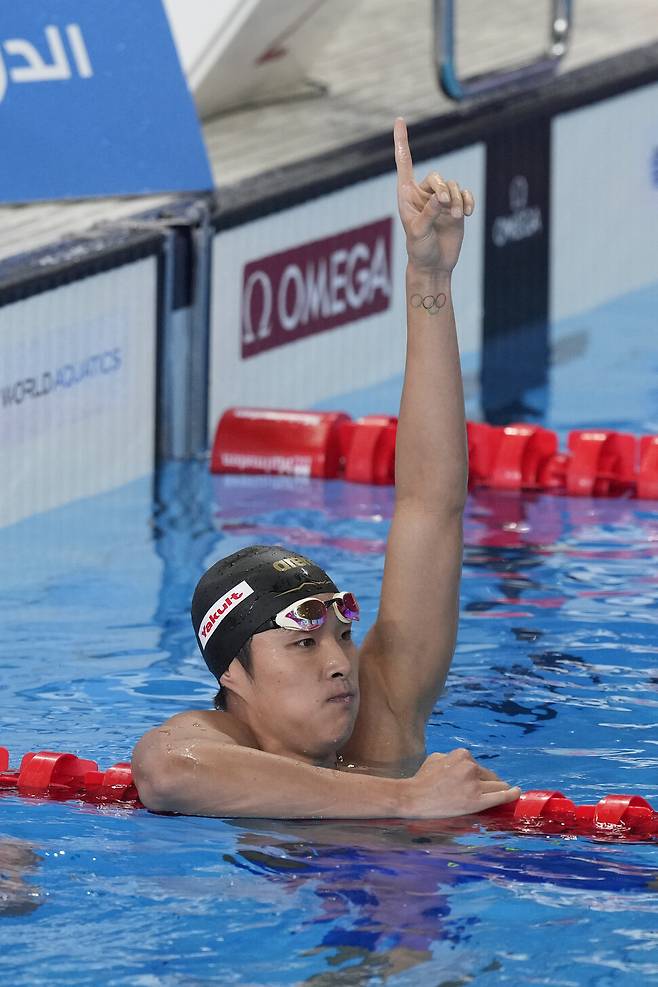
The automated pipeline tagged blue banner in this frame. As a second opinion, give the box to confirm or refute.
[0,0,213,203]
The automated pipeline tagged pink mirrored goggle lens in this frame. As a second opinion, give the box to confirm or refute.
[334,592,359,622]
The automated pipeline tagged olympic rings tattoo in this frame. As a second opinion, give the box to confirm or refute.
[409,292,447,315]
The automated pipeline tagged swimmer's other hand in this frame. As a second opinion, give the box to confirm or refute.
[400,749,520,818]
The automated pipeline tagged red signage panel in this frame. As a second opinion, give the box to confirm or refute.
[241,217,393,358]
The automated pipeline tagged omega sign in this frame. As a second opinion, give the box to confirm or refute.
[241,218,393,358]
[491,175,543,247]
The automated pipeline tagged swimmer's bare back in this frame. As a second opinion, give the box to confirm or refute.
[131,120,521,819]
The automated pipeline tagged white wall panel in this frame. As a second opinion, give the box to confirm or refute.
[0,258,158,527]
[209,144,485,430]
[551,81,658,322]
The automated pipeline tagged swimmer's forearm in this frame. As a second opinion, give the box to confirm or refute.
[135,740,406,819]
[396,265,468,509]
[134,737,520,818]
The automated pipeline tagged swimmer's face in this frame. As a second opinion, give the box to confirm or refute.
[223,593,360,764]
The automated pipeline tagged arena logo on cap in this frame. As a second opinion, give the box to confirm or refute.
[198,581,254,650]
[241,217,393,358]
[272,555,309,572]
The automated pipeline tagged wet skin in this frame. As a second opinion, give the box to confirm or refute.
[218,592,361,768]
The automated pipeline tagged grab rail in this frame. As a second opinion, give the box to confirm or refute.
[434,0,573,101]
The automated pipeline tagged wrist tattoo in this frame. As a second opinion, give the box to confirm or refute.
[409,292,447,315]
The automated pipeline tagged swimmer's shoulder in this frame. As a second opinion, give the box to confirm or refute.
[131,709,259,791]
[152,708,259,748]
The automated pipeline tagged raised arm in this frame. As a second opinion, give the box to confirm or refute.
[348,119,472,762]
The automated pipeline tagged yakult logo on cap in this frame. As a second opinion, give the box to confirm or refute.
[241,217,393,358]
[198,581,254,650]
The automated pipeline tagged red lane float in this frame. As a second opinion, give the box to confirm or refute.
[2,746,658,838]
[210,408,658,498]
[342,415,397,485]
[476,423,558,491]
[638,436,658,499]
[0,747,141,806]
[211,408,350,479]
[481,790,658,839]
[565,430,636,496]
[466,422,502,487]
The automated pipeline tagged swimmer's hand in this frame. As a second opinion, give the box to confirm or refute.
[401,749,521,817]
[394,117,474,276]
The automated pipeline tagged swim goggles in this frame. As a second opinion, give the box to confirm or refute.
[258,592,360,633]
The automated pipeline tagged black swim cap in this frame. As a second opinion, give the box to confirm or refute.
[191,545,338,683]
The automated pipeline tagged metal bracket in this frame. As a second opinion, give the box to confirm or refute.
[435,0,573,101]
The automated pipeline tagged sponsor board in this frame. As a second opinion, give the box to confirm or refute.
[199,580,254,649]
[2,315,129,447]
[241,219,393,358]
[2,349,122,411]
[0,258,158,527]
[551,80,658,322]
[210,143,485,424]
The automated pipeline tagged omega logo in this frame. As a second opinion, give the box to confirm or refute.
[243,237,391,346]
[509,175,529,212]
[240,218,393,358]
[492,174,543,248]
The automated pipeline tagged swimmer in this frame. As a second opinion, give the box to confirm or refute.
[132,118,521,819]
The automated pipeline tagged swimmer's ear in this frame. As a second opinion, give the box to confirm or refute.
[219,663,251,705]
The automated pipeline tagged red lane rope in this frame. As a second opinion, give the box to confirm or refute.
[210,408,658,497]
[3,746,658,838]
[479,790,658,840]
[0,747,141,806]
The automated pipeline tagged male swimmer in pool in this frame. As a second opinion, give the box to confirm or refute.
[132,118,521,819]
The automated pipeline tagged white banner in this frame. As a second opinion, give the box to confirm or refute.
[209,143,485,431]
[0,257,158,527]
[551,80,658,322]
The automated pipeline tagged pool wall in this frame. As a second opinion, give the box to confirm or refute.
[0,43,656,528]
[0,235,162,527]
[551,79,658,320]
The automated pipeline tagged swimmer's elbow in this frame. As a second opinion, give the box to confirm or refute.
[131,729,189,813]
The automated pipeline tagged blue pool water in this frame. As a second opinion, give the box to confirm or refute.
[1,281,658,985]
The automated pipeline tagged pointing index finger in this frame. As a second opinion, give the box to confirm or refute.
[394,117,414,186]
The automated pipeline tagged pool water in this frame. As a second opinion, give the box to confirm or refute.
[1,281,658,985]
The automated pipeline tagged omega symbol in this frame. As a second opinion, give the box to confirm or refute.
[509,175,529,212]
